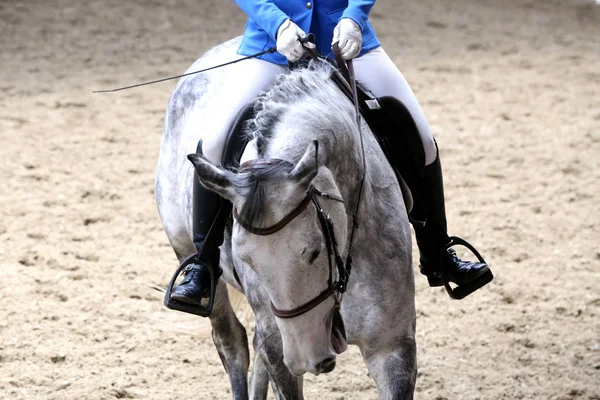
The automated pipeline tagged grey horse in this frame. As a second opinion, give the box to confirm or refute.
[156,37,416,399]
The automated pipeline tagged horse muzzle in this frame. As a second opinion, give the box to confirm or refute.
[281,306,348,376]
[286,354,338,376]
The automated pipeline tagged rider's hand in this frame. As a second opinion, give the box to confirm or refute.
[332,18,362,60]
[276,19,315,62]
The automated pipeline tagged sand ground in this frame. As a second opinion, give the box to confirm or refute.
[1,0,599,399]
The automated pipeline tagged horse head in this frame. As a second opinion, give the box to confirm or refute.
[189,141,349,375]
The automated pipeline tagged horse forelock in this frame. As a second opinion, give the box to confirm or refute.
[230,163,295,229]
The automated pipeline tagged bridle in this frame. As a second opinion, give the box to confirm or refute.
[233,159,349,319]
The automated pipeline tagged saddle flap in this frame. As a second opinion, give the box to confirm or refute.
[221,102,255,168]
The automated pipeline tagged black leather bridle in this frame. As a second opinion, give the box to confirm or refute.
[233,159,349,319]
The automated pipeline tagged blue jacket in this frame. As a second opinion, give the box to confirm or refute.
[234,0,380,65]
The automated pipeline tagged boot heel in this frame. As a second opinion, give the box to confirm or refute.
[427,274,444,287]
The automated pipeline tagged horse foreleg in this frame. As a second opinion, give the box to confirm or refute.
[363,337,417,400]
[249,332,269,400]
[253,311,303,400]
[209,280,250,400]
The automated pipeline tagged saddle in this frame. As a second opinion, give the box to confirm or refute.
[329,69,427,222]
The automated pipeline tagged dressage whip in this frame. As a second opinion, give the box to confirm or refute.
[93,34,315,93]
[92,48,276,93]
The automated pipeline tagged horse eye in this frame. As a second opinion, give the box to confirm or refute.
[307,249,320,264]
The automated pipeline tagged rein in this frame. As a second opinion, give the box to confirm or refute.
[331,43,367,309]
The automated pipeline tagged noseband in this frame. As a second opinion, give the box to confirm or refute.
[233,159,349,319]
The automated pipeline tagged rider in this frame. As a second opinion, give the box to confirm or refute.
[169,0,492,311]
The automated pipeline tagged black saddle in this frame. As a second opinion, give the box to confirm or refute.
[221,102,254,168]
[329,68,428,223]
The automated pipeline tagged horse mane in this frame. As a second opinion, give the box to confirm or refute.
[232,59,355,229]
[247,59,342,155]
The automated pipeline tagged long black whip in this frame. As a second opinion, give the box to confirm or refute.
[93,34,315,93]
[92,48,276,93]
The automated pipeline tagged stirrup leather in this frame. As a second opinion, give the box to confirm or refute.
[164,253,219,317]
[440,236,494,300]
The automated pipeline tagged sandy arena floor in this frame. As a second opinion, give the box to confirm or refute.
[1,0,599,399]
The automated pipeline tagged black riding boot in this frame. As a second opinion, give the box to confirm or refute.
[363,96,492,298]
[165,107,252,316]
[165,139,232,315]
[413,152,493,297]
[169,169,230,305]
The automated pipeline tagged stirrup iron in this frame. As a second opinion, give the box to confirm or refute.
[441,236,493,300]
[164,253,218,317]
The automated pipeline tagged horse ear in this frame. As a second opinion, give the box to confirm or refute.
[288,141,320,186]
[187,154,237,201]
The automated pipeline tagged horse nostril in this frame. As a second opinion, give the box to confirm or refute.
[316,357,336,374]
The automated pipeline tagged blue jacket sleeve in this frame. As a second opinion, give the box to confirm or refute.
[234,0,290,41]
[341,0,376,31]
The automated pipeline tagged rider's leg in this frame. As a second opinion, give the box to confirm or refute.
[353,47,492,292]
[171,58,286,306]
[353,47,437,166]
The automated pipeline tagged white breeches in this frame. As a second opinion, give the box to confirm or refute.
[202,46,437,166]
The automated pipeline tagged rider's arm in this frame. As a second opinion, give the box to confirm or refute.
[341,0,376,31]
[234,0,289,40]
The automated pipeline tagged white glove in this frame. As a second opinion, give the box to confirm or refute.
[276,19,315,62]
[332,18,362,60]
